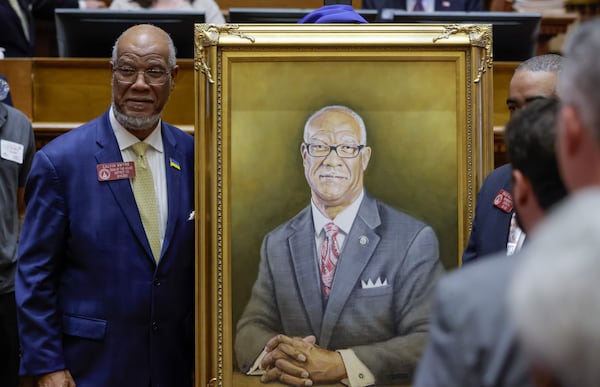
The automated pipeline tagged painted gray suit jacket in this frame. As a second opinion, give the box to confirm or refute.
[414,254,533,387]
[235,193,443,385]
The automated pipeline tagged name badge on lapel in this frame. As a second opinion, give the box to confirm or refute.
[97,162,136,181]
[493,189,513,213]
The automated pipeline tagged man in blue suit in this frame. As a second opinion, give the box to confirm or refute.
[235,105,444,386]
[462,54,563,264]
[16,24,195,386]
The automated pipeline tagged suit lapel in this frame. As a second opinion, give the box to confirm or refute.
[159,124,182,262]
[319,195,381,348]
[289,208,323,338]
[94,112,155,263]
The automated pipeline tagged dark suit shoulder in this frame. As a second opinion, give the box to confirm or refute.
[479,164,512,199]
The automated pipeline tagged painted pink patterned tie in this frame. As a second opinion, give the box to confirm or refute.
[320,222,340,298]
[413,0,425,11]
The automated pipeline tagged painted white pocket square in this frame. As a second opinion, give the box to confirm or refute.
[361,277,388,289]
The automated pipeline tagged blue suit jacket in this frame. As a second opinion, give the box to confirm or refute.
[462,164,513,264]
[362,0,482,12]
[16,111,195,386]
[235,193,444,385]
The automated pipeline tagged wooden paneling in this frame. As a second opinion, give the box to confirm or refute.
[2,58,516,163]
[0,58,194,124]
[0,59,33,118]
[1,58,194,148]
[30,58,195,124]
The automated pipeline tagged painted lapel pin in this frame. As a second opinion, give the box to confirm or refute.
[359,235,369,246]
[169,158,181,170]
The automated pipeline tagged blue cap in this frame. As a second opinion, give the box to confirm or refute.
[298,4,368,24]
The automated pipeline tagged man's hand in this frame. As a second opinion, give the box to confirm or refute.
[260,335,314,386]
[36,370,76,387]
[260,335,347,386]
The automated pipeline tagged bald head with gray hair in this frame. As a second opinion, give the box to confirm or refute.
[515,53,563,74]
[303,105,368,145]
[111,24,177,68]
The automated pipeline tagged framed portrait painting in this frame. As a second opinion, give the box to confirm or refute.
[194,23,494,387]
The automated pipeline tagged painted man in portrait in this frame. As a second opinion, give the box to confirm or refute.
[235,105,444,386]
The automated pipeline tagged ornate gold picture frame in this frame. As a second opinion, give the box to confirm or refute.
[194,23,494,387]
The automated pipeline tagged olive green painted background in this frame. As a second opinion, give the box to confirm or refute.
[228,57,464,355]
[226,57,464,348]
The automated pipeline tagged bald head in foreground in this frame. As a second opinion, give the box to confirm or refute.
[16,24,195,386]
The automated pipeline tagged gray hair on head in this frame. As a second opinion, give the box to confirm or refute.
[515,53,563,74]
[557,18,600,141]
[509,189,600,387]
[303,105,367,144]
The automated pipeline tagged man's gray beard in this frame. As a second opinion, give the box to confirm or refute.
[113,105,162,131]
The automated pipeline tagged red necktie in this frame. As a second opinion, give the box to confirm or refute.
[413,0,425,11]
[320,222,340,298]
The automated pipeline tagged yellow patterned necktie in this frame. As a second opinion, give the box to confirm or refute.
[131,142,161,261]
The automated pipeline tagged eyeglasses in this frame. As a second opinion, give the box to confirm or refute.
[113,66,171,86]
[304,143,365,158]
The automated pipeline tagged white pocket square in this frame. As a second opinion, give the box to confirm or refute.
[188,210,195,221]
[361,277,388,289]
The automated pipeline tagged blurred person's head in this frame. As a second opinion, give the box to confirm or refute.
[556,18,600,191]
[504,98,567,234]
[507,54,563,115]
[509,189,600,387]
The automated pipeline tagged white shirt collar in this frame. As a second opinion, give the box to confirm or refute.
[109,106,164,153]
[311,190,365,236]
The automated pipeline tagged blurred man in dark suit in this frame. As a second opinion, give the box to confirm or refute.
[414,97,567,387]
[509,19,600,387]
[462,54,563,264]
[0,0,105,57]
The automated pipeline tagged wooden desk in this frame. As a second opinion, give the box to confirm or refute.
[0,58,195,148]
[1,58,516,164]
[538,12,579,54]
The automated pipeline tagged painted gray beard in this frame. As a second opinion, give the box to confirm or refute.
[113,105,162,132]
